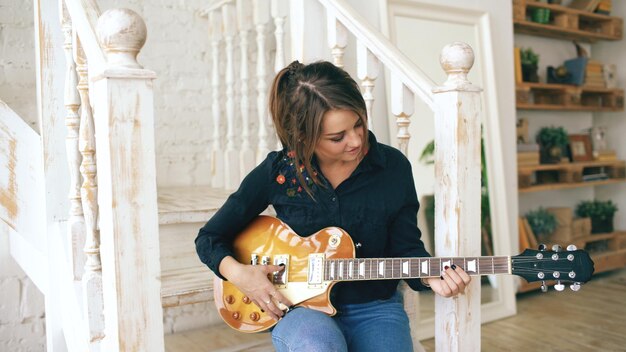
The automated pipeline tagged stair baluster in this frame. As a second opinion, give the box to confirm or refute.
[61,3,86,281]
[209,9,225,188]
[356,42,380,133]
[237,0,255,180]
[326,12,348,69]
[253,0,272,163]
[223,3,240,190]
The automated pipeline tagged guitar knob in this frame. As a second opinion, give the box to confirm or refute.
[570,282,581,292]
[554,281,565,291]
[232,312,241,320]
[540,281,548,292]
[538,244,546,251]
[567,244,577,251]
[552,244,562,252]
[225,295,235,304]
[242,296,251,304]
[251,253,259,265]
[249,312,260,321]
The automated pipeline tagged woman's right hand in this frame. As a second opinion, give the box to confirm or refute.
[219,256,293,320]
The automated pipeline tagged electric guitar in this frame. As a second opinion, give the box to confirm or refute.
[214,216,595,333]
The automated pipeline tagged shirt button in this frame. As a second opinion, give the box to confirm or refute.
[331,196,337,202]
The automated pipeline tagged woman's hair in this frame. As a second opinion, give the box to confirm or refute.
[269,60,369,196]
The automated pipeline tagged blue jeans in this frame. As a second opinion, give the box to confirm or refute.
[271,291,413,352]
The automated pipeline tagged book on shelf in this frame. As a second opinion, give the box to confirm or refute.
[595,149,618,161]
[582,173,609,181]
[518,151,540,166]
[514,47,522,84]
[596,0,612,15]
[517,143,540,152]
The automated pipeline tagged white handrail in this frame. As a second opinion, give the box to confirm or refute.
[64,0,106,72]
[317,0,436,110]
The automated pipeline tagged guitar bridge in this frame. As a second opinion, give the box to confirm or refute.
[272,255,289,288]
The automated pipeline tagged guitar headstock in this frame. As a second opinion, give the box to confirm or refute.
[512,244,594,292]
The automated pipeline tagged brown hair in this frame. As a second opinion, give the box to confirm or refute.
[269,60,369,197]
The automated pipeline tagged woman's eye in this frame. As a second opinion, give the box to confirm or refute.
[331,136,344,142]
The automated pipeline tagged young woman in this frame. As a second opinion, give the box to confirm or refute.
[196,60,471,351]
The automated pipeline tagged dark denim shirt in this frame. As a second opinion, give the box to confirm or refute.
[195,132,431,305]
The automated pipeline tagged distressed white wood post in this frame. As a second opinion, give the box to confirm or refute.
[237,0,255,179]
[222,3,240,190]
[326,12,348,68]
[61,3,86,281]
[356,41,379,132]
[271,0,288,73]
[75,37,105,347]
[390,74,414,155]
[93,9,164,351]
[209,9,224,188]
[433,42,482,352]
[253,0,272,162]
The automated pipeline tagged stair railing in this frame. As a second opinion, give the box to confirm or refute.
[60,1,165,350]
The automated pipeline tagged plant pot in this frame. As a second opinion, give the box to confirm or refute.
[540,145,563,164]
[522,64,539,82]
[531,8,551,24]
[590,217,614,234]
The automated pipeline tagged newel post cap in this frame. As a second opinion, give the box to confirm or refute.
[97,8,147,69]
[434,42,481,93]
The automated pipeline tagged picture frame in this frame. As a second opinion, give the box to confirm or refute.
[569,134,593,162]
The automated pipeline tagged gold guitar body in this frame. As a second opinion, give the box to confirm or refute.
[213,216,355,333]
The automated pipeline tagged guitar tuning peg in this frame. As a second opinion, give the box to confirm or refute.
[567,244,577,251]
[540,281,548,292]
[538,244,547,251]
[552,244,562,252]
[554,281,565,291]
[570,282,581,292]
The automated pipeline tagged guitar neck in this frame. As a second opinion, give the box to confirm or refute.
[324,256,511,282]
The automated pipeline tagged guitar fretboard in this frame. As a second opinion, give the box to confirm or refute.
[324,256,511,281]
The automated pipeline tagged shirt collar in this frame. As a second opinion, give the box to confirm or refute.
[363,131,386,169]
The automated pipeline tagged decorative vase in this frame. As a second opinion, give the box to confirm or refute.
[522,64,539,82]
[540,145,563,164]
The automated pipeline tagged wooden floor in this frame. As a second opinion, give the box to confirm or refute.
[165,268,626,352]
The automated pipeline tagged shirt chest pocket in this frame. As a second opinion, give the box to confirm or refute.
[272,197,316,235]
[343,206,388,256]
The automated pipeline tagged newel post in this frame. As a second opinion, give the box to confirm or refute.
[432,42,482,352]
[92,9,164,352]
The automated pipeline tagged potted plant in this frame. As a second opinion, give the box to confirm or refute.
[536,126,569,163]
[520,48,540,82]
[525,207,558,242]
[575,200,618,234]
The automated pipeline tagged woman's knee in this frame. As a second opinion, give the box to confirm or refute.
[271,308,347,352]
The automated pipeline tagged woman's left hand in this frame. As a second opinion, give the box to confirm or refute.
[426,264,471,298]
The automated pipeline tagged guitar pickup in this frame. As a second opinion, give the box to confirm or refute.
[272,255,289,288]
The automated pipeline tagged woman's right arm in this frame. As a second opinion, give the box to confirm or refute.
[195,152,292,319]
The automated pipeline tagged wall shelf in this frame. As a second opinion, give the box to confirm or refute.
[513,0,623,42]
[516,82,624,112]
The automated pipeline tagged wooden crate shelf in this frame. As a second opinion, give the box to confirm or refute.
[513,0,623,42]
[518,160,626,193]
[516,83,624,111]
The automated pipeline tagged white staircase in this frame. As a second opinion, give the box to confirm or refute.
[0,0,486,350]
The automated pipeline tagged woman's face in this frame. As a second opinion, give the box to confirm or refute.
[314,109,365,165]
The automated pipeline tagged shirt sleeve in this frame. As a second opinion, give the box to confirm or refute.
[387,157,432,291]
[195,153,276,280]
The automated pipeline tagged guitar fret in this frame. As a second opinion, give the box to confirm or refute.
[324,255,512,282]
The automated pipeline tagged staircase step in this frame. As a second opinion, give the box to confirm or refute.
[158,186,230,308]
[158,186,232,225]
[164,324,272,352]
